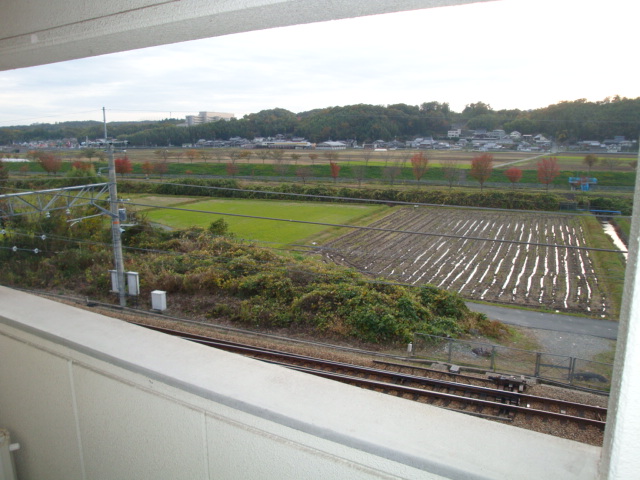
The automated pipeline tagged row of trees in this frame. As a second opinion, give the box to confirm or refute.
[2,97,638,147]
[217,152,563,191]
[9,150,592,191]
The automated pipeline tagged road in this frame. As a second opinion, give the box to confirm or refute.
[467,302,619,340]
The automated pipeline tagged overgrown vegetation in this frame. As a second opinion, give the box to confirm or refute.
[580,215,627,319]
[0,212,505,345]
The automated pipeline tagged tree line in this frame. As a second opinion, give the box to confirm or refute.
[1,97,639,147]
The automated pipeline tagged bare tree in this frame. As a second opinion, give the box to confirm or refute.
[296,166,312,184]
[441,157,460,189]
[352,165,367,187]
[601,157,618,171]
[383,163,402,185]
[257,149,271,164]
[198,149,211,163]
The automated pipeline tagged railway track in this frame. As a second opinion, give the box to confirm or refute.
[136,323,607,430]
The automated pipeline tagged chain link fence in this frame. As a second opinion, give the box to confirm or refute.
[412,333,612,391]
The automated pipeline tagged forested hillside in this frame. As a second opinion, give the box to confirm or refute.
[1,97,638,146]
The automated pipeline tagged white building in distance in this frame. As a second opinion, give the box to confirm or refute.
[185,111,235,126]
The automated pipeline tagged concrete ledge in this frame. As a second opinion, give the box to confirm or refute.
[0,0,492,71]
[0,287,600,479]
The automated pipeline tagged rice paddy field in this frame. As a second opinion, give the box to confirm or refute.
[134,195,388,246]
[321,206,626,317]
[130,195,626,317]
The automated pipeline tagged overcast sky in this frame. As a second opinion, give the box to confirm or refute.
[0,0,637,127]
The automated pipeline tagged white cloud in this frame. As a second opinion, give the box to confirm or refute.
[0,0,637,126]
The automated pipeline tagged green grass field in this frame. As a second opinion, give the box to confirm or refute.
[139,196,388,245]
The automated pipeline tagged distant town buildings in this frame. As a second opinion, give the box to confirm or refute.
[183,111,235,126]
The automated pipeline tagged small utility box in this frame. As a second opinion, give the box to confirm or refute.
[126,271,140,296]
[151,290,167,311]
[109,270,118,293]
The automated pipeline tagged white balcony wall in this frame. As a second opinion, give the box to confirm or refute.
[0,287,599,480]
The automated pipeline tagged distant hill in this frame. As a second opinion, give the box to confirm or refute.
[1,97,638,147]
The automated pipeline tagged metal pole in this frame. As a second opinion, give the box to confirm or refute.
[104,107,126,307]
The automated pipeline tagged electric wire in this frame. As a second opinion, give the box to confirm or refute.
[0,183,629,253]
[0,226,628,282]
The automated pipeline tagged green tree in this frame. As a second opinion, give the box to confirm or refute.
[80,147,100,166]
[208,218,231,236]
[583,154,598,174]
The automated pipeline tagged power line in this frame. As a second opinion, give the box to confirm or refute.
[117,179,633,219]
[1,182,628,253]
[116,198,626,254]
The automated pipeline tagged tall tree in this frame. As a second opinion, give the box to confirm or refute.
[226,162,239,177]
[601,157,618,171]
[441,157,460,189]
[410,152,429,184]
[296,166,311,184]
[469,154,493,191]
[141,161,154,177]
[504,166,523,188]
[227,149,241,165]
[383,164,402,185]
[269,149,285,164]
[154,162,168,177]
[352,165,367,187]
[80,147,99,166]
[583,154,598,174]
[37,153,62,175]
[0,160,8,181]
[329,161,341,183]
[114,156,133,177]
[537,156,560,191]
[198,149,211,164]
[238,151,252,163]
[185,149,199,163]
[154,149,170,162]
[256,149,271,164]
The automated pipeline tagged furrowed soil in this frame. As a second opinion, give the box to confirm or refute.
[320,206,616,316]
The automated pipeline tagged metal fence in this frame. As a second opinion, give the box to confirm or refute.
[412,333,613,391]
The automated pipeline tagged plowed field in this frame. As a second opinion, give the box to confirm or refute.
[321,207,609,315]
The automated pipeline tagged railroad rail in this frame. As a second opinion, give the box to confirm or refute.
[136,323,607,430]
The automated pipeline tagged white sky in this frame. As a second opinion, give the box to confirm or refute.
[0,0,638,127]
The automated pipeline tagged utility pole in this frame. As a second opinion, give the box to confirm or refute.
[104,107,127,307]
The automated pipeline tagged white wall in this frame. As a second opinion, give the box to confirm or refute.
[0,287,600,480]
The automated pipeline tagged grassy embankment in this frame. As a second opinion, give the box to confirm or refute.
[5,149,637,188]
[0,207,505,346]
[580,215,627,319]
